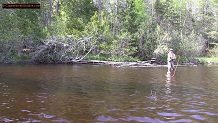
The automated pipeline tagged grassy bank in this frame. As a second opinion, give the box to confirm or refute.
[195,57,218,64]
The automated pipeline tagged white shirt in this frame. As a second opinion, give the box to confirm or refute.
[168,51,176,61]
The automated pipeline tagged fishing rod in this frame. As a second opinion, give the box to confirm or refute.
[172,55,180,77]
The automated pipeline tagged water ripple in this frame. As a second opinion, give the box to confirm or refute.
[52,118,70,123]
[182,109,201,113]
[119,116,165,123]
[168,119,193,123]
[0,118,14,122]
[191,115,206,120]
[157,112,183,117]
[199,112,218,116]
[21,110,31,113]
[97,115,118,122]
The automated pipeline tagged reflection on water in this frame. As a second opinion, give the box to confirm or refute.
[0,64,218,122]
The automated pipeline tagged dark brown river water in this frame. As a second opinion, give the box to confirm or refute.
[0,64,218,123]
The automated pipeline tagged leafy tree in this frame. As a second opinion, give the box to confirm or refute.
[0,0,43,62]
[58,0,97,36]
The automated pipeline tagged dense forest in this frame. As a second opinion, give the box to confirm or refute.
[0,0,218,63]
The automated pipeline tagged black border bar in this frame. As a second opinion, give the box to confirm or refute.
[2,4,40,9]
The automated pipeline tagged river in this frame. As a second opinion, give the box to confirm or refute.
[0,64,218,122]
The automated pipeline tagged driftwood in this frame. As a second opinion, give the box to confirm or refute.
[70,60,197,68]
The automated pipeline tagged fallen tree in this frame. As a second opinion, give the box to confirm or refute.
[31,36,96,63]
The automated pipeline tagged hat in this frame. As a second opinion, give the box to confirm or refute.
[170,48,173,51]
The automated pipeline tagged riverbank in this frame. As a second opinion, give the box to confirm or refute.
[0,59,198,68]
[68,60,198,68]
[6,57,218,68]
[0,60,37,65]
[195,57,218,65]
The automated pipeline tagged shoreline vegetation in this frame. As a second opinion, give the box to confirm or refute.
[1,0,218,66]
[195,57,218,65]
[0,36,213,67]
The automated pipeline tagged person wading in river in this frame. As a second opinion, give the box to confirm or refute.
[167,48,176,72]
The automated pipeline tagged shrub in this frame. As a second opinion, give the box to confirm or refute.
[207,46,218,57]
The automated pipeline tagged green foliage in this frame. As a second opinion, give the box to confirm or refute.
[177,56,189,63]
[0,0,43,62]
[196,57,218,64]
[154,44,169,57]
[120,0,146,33]
[157,55,189,64]
[59,0,97,36]
[179,31,205,58]
[157,55,167,62]
[133,0,147,24]
[207,46,218,57]
[84,53,139,62]
[84,54,107,61]
[16,9,44,39]
[1,0,218,63]
[10,54,31,62]
[135,19,157,60]
[84,10,139,61]
[0,10,17,43]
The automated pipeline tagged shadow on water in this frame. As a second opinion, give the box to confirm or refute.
[0,64,218,122]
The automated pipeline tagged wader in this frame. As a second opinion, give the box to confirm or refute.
[168,59,175,72]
